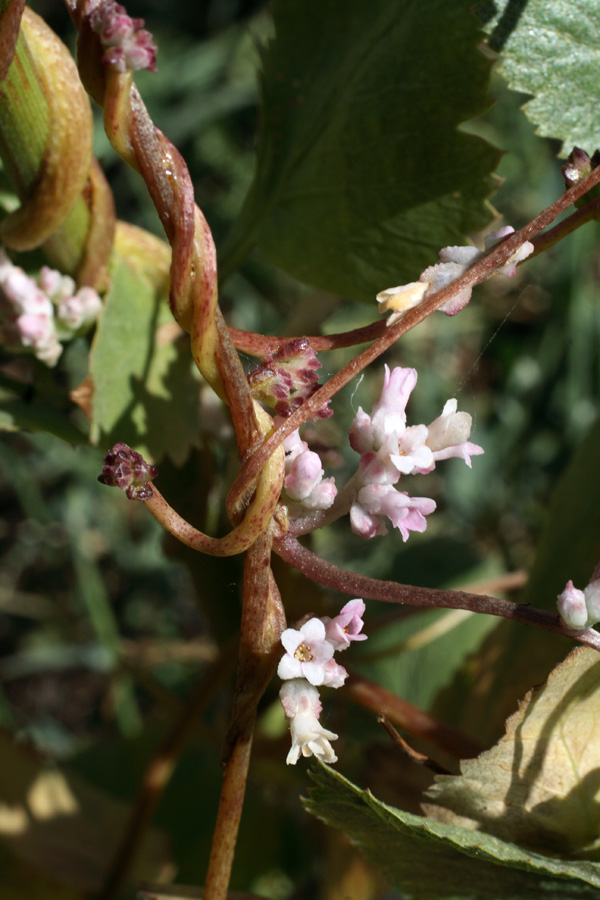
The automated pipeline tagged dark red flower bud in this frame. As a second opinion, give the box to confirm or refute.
[98,442,158,500]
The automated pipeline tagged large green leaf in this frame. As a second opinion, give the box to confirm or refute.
[221,0,500,301]
[481,0,600,155]
[90,257,202,464]
[305,762,600,899]
[425,647,600,857]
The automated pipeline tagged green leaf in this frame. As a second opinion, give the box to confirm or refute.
[222,0,500,301]
[90,256,202,464]
[305,762,600,899]
[425,647,600,858]
[481,0,600,156]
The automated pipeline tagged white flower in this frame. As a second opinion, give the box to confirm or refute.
[277,617,334,686]
[279,679,338,765]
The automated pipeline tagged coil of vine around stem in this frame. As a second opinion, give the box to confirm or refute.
[72,26,286,555]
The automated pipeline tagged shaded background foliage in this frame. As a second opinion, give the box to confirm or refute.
[0,0,599,897]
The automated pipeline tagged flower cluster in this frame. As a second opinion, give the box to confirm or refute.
[98,442,159,500]
[349,366,483,539]
[0,251,102,367]
[278,599,366,764]
[557,567,600,631]
[378,226,535,324]
[90,1,157,73]
[282,426,337,511]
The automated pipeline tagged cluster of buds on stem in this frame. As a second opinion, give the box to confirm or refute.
[377,225,535,322]
[278,599,366,764]
[557,565,600,631]
[0,250,102,366]
[90,0,157,73]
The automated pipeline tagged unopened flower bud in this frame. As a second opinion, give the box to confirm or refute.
[557,580,588,630]
[557,571,600,631]
[98,442,158,500]
[561,147,600,209]
[90,1,157,73]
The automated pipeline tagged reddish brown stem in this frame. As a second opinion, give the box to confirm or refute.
[530,191,600,257]
[229,319,386,357]
[274,534,600,652]
[230,188,600,359]
[203,714,255,900]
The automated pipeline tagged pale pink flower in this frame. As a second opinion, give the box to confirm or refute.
[350,482,436,541]
[285,448,336,510]
[57,287,103,332]
[282,428,337,511]
[283,427,306,463]
[278,618,334,686]
[350,367,434,479]
[279,679,338,765]
[0,251,102,366]
[322,599,367,651]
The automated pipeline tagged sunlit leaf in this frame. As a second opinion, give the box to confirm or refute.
[222,0,500,301]
[481,0,600,155]
[424,646,600,856]
[89,257,202,464]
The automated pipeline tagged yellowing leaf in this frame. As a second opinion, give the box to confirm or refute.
[424,647,600,858]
